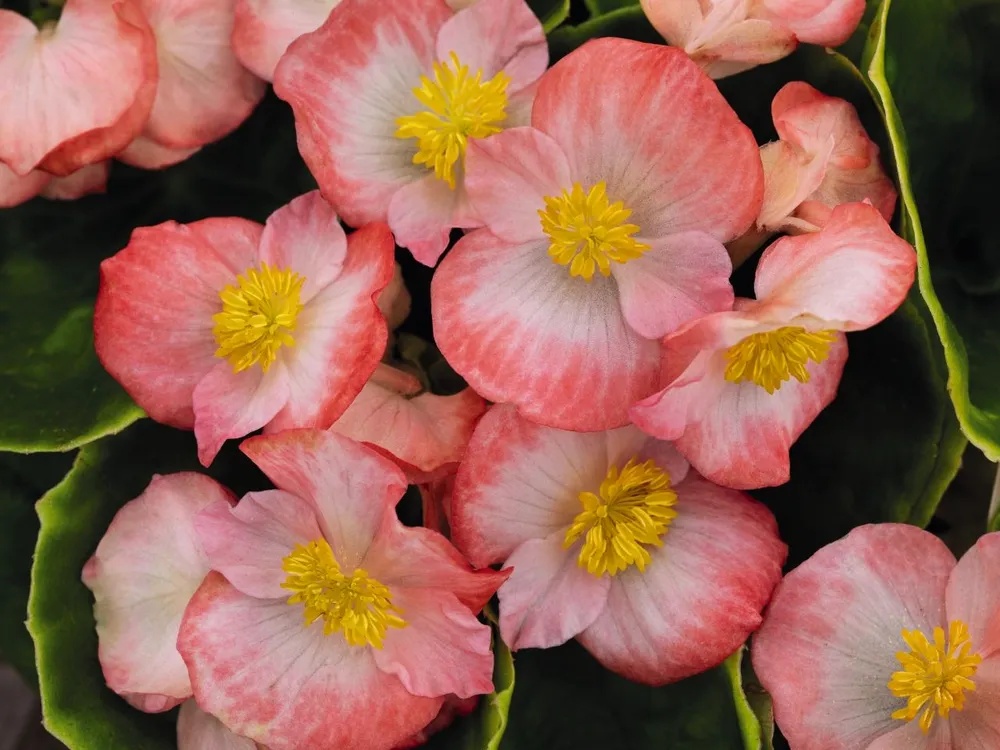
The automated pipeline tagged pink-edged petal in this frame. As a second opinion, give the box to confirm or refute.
[756,0,865,46]
[612,230,734,340]
[94,217,263,429]
[451,404,629,566]
[578,475,785,685]
[374,587,495,699]
[531,38,762,243]
[386,174,467,266]
[137,0,266,150]
[865,719,952,750]
[435,0,547,91]
[464,126,571,244]
[949,657,1000,748]
[179,573,442,750]
[0,0,157,176]
[232,0,339,82]
[118,136,201,169]
[193,360,290,466]
[267,222,393,431]
[639,0,705,48]
[946,532,1000,660]
[177,700,256,750]
[0,162,49,207]
[754,202,916,330]
[498,532,611,650]
[332,364,486,481]
[757,138,833,231]
[419,472,455,535]
[432,230,661,431]
[379,263,412,331]
[195,489,322,599]
[694,18,798,79]
[398,695,479,750]
[40,161,109,200]
[81,473,235,712]
[274,0,451,228]
[241,429,407,569]
[752,524,956,750]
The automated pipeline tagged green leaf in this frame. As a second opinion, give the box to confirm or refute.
[989,465,1000,533]
[530,0,571,32]
[547,5,660,62]
[0,92,313,453]
[583,0,640,17]
[723,648,774,750]
[500,642,745,750]
[864,0,1000,457]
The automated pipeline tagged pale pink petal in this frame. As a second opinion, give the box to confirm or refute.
[865,720,952,750]
[695,18,798,78]
[232,0,339,82]
[949,657,1000,749]
[752,524,956,750]
[40,161,109,199]
[378,263,411,331]
[946,532,1000,660]
[755,0,865,46]
[757,138,832,231]
[82,473,235,712]
[386,174,465,267]
[117,136,201,169]
[639,0,706,47]
[177,700,256,750]
[0,162,49,207]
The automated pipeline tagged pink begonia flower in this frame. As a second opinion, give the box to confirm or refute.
[379,263,413,333]
[758,82,897,234]
[119,0,266,169]
[641,0,865,79]
[631,202,915,490]
[753,525,1000,750]
[273,0,548,265]
[450,404,786,685]
[178,429,508,750]
[0,0,157,177]
[331,363,486,483]
[81,473,235,713]
[420,471,457,535]
[118,137,202,170]
[0,161,109,208]
[94,191,394,466]
[432,39,762,431]
[178,700,257,749]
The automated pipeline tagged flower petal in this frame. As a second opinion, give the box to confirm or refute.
[177,699,256,750]
[756,0,865,46]
[950,657,1000,749]
[865,719,952,750]
[179,572,441,750]
[0,162,49,207]
[232,0,338,82]
[946,531,1000,660]
[40,161,109,200]
[757,138,832,232]
[82,473,235,712]
[117,136,201,169]
[386,174,466,267]
[751,524,956,750]
[578,475,785,685]
[432,230,661,431]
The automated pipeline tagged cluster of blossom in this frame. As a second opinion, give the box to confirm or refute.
[27,0,992,747]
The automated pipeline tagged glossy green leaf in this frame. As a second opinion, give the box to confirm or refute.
[0,92,313,453]
[530,0,571,32]
[988,465,1000,532]
[725,649,764,750]
[583,0,640,17]
[548,4,660,61]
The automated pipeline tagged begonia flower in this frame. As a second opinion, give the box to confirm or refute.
[94,190,394,466]
[273,0,548,265]
[82,473,235,713]
[641,0,865,79]
[178,700,257,749]
[754,525,1000,750]
[450,404,786,685]
[631,202,915,490]
[0,0,157,177]
[757,82,897,235]
[119,0,266,169]
[179,429,508,750]
[331,362,486,483]
[432,38,762,431]
[0,161,108,208]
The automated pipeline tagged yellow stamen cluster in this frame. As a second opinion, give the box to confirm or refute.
[281,539,406,648]
[888,620,982,734]
[564,458,678,577]
[213,263,304,373]
[395,52,510,189]
[724,326,837,394]
[540,182,650,281]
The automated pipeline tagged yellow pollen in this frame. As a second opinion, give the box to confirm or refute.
[888,620,982,734]
[540,182,650,282]
[212,263,305,373]
[724,326,837,394]
[281,539,406,648]
[564,457,678,577]
[395,51,510,189]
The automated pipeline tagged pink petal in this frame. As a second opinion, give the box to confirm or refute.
[81,473,235,712]
[755,0,865,46]
[419,472,455,535]
[136,0,266,150]
[578,475,785,685]
[950,657,1000,748]
[94,217,263,429]
[754,202,916,331]
[694,18,798,79]
[241,429,407,569]
[386,174,467,266]
[865,720,952,750]
[638,0,705,48]
[0,0,157,176]
[273,0,451,228]
[232,0,339,82]
[40,161,109,199]
[432,230,661,431]
[946,532,1000,660]
[177,699,256,750]
[378,263,412,331]
[117,136,201,169]
[531,38,763,243]
[498,531,611,650]
[751,524,956,750]
[179,572,441,750]
[757,138,833,232]
[195,490,322,599]
[0,162,49,207]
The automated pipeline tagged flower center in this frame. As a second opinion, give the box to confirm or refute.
[563,457,677,577]
[540,182,650,282]
[212,263,305,373]
[281,539,406,648]
[888,621,982,734]
[724,326,837,394]
[395,52,510,189]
